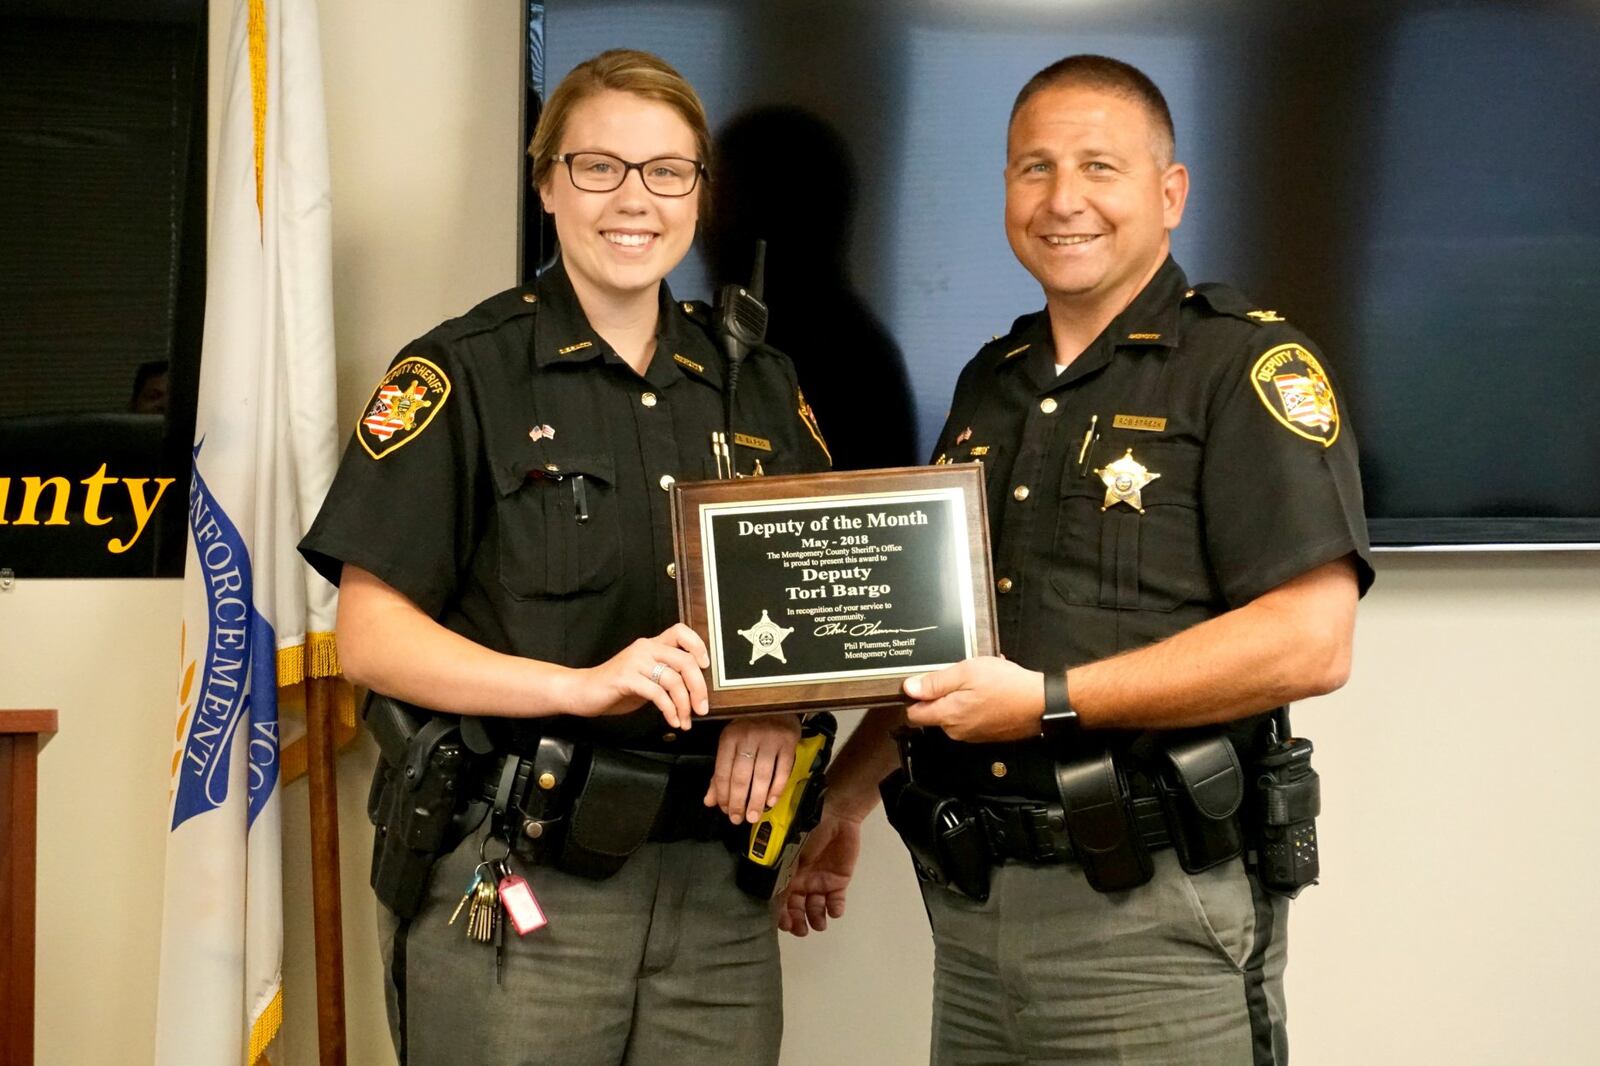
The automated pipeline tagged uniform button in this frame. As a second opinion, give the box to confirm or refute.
[996,577,1014,593]
[538,772,557,791]
[659,474,676,491]
[1013,485,1030,502]
[1040,397,1058,414]
[990,761,1008,779]
[662,732,678,743]
[521,292,538,304]
[666,562,677,579]
[640,392,658,408]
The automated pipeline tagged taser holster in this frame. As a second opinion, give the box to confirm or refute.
[881,768,992,902]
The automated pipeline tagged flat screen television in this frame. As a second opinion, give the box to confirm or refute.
[521,0,1600,550]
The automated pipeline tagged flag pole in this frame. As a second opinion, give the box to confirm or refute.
[305,676,347,1065]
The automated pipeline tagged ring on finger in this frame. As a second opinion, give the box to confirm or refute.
[648,662,669,686]
[739,749,756,760]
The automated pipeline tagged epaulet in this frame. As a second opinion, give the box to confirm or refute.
[1185,283,1289,326]
[430,284,541,344]
[978,312,1038,363]
[673,298,725,346]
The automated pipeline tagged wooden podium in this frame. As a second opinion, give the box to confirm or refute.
[1,710,57,1066]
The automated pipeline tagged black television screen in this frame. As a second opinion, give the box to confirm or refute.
[522,0,1600,548]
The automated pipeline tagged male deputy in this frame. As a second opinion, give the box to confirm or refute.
[782,55,1373,1064]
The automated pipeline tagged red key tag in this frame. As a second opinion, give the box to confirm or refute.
[498,873,547,936]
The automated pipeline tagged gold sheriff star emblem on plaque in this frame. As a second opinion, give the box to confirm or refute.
[1094,449,1161,513]
[737,610,795,665]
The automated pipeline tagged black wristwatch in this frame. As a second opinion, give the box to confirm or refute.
[1040,669,1080,740]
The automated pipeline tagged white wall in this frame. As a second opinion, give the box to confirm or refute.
[2,3,1597,1063]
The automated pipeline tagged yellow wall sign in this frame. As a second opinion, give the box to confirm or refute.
[0,463,175,553]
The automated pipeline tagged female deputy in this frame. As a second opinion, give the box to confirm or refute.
[299,49,831,1065]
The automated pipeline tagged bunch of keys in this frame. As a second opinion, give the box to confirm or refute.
[449,839,548,984]
[449,863,502,943]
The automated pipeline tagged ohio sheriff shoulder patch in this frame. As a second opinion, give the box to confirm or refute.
[1250,343,1339,447]
[358,355,451,459]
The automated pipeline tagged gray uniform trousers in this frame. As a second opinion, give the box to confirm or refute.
[920,850,1289,1066]
[378,823,783,1065]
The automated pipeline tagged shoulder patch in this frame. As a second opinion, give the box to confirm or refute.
[358,355,452,459]
[1249,344,1339,447]
[797,388,831,464]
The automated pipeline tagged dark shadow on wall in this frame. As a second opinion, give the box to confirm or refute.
[706,105,918,470]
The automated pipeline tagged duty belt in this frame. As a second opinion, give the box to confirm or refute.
[477,744,727,848]
[972,793,1171,865]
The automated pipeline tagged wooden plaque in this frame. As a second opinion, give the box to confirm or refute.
[671,465,998,716]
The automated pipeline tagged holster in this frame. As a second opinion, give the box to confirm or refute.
[880,768,992,902]
[1155,735,1244,874]
[553,748,671,880]
[364,694,480,919]
[1055,751,1153,892]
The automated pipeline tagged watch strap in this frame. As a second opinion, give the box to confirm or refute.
[1041,669,1078,739]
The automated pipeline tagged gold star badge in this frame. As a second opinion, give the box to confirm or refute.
[1094,449,1160,513]
[737,610,795,665]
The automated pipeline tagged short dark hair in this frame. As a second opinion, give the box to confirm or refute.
[1010,55,1176,167]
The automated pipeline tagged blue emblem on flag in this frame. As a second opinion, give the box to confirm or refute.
[172,447,281,830]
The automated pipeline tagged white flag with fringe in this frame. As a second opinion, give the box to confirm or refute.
[155,0,345,1060]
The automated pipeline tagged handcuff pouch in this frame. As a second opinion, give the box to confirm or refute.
[1156,735,1245,874]
[555,748,670,880]
[1055,751,1153,892]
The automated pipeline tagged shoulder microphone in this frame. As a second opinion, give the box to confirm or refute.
[713,239,769,476]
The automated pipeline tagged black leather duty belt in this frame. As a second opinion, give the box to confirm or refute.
[972,794,1171,865]
[476,746,727,846]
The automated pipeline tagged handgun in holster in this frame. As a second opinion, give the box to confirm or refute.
[735,713,836,900]
[364,692,482,918]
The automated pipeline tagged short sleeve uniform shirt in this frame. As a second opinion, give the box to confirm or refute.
[299,261,832,753]
[919,257,1374,793]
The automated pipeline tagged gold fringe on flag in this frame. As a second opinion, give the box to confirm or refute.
[247,985,283,1066]
[276,633,359,784]
[247,0,267,226]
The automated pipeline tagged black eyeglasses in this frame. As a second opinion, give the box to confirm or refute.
[552,152,706,197]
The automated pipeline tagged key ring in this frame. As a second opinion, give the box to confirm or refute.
[480,833,512,867]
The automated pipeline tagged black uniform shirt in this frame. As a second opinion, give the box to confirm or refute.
[299,260,832,753]
[918,256,1374,795]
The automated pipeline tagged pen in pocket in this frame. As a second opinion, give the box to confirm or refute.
[570,474,589,523]
[1076,414,1100,476]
